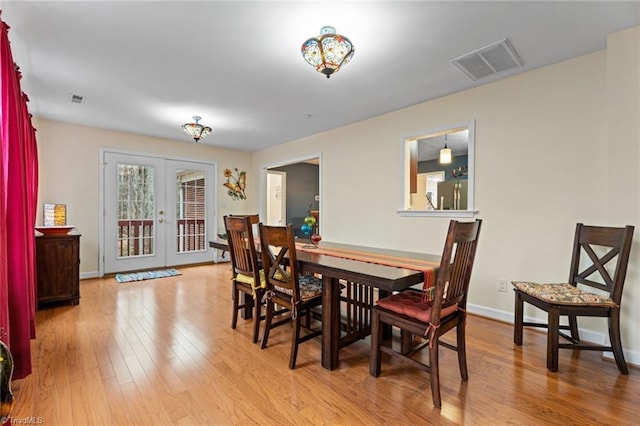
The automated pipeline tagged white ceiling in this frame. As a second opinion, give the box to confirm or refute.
[2,1,639,152]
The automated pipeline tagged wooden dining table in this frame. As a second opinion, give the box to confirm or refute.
[209,239,440,370]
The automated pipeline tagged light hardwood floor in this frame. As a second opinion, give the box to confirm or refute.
[10,264,639,425]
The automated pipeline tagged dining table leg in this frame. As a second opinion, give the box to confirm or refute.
[321,275,341,370]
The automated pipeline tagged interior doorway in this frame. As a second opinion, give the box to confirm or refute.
[266,170,286,226]
[262,156,320,237]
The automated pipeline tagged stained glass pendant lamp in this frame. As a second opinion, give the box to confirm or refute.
[301,26,355,78]
[182,116,212,142]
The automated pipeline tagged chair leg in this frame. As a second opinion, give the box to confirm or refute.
[456,320,468,381]
[369,310,382,377]
[289,311,301,369]
[401,329,413,355]
[547,308,560,372]
[231,285,239,330]
[303,308,311,329]
[429,336,442,409]
[568,314,580,342]
[514,290,524,345]
[252,294,261,344]
[261,301,274,349]
[609,309,628,374]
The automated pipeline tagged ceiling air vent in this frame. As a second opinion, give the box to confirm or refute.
[451,38,523,81]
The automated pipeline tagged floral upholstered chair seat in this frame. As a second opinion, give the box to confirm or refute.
[274,274,322,301]
[512,282,616,307]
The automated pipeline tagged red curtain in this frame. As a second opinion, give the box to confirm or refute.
[0,15,39,380]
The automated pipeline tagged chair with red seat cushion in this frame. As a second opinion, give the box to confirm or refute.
[370,219,482,408]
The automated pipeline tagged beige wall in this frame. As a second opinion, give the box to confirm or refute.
[252,27,640,363]
[606,26,640,358]
[34,119,254,274]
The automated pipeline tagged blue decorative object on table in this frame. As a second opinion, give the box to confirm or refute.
[301,221,316,248]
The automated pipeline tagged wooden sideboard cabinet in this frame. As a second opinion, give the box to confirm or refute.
[36,234,80,308]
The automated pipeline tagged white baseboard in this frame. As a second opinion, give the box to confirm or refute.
[468,303,513,323]
[467,303,640,368]
[214,252,230,263]
[80,271,99,280]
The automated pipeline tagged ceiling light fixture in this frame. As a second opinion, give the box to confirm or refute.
[181,116,212,142]
[301,26,355,79]
[439,135,452,164]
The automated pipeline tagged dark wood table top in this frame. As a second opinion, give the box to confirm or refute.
[209,239,229,251]
[209,239,439,292]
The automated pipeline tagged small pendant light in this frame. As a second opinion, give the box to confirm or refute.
[439,134,452,164]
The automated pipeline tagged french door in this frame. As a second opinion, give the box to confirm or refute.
[103,152,215,274]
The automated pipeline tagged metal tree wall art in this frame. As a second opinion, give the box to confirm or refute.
[223,168,247,200]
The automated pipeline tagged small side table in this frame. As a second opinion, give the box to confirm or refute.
[35,233,81,308]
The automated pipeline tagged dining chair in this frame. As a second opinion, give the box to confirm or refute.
[259,223,323,369]
[369,219,482,408]
[224,215,264,343]
[512,223,634,373]
[230,213,260,231]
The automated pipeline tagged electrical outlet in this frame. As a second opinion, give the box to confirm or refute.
[497,279,509,293]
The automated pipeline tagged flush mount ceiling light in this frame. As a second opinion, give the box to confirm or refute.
[439,135,452,164]
[181,116,212,142]
[301,26,355,78]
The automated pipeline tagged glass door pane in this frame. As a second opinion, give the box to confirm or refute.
[104,152,165,274]
[175,169,206,253]
[165,159,215,267]
[118,163,156,257]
